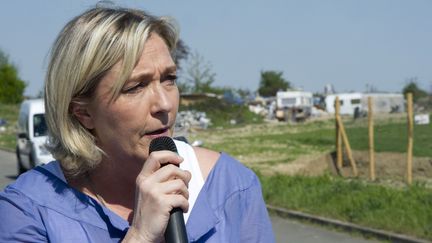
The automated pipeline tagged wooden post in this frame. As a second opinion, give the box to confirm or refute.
[406,93,414,185]
[368,97,375,181]
[336,115,358,176]
[335,97,342,169]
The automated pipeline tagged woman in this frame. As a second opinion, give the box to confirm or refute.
[0,6,274,242]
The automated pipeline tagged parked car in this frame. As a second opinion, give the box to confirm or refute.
[16,99,54,175]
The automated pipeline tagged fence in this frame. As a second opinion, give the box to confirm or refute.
[335,93,415,184]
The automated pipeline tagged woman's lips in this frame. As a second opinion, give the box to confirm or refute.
[145,128,169,138]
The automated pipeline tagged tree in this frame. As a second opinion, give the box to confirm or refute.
[0,49,27,104]
[180,51,216,93]
[0,64,27,104]
[402,77,427,102]
[257,70,291,97]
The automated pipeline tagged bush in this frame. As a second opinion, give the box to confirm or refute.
[0,63,26,104]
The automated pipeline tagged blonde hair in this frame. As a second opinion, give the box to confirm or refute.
[44,6,178,176]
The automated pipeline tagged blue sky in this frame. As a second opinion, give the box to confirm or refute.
[1,0,431,96]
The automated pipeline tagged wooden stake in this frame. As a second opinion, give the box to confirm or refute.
[335,97,342,169]
[406,93,414,185]
[368,97,375,181]
[336,115,358,176]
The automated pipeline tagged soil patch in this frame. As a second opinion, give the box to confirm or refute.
[261,150,432,185]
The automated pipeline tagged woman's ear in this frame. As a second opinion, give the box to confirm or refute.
[70,101,95,129]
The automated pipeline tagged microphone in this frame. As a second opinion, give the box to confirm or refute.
[149,136,188,243]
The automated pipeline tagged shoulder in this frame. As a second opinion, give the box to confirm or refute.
[193,146,219,180]
[1,161,70,214]
[0,177,48,241]
[204,152,258,193]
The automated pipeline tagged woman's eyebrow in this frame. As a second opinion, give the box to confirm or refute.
[128,71,153,82]
[165,65,177,73]
[128,64,177,81]
[160,65,177,77]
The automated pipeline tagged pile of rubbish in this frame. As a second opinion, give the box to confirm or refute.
[174,110,210,145]
[175,110,211,131]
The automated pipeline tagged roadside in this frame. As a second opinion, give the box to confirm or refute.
[269,213,380,243]
[268,205,430,243]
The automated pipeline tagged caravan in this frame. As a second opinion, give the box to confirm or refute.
[325,93,405,115]
[275,91,313,121]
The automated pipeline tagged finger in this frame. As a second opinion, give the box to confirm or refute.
[158,178,190,199]
[141,151,183,175]
[146,164,191,185]
[163,194,190,213]
[135,167,191,202]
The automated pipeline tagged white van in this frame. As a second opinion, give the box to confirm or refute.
[16,99,54,174]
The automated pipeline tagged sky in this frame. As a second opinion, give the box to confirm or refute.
[0,0,431,97]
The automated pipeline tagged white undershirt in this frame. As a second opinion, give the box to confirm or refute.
[174,140,205,223]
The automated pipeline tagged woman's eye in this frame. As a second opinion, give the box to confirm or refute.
[165,74,177,85]
[122,82,146,93]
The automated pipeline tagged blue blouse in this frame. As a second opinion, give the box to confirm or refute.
[0,153,275,242]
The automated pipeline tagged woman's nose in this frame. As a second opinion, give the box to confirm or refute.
[149,83,174,115]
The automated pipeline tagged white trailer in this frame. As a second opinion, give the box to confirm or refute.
[275,91,313,121]
[325,93,405,115]
[325,93,363,115]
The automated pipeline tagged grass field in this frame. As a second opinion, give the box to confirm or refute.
[190,114,432,240]
[191,115,432,166]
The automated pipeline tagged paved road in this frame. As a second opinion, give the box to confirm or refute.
[270,214,379,243]
[0,149,379,242]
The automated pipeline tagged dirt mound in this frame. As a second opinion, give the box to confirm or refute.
[335,151,432,181]
[263,150,432,184]
[262,153,333,176]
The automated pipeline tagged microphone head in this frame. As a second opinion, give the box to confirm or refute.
[149,136,178,154]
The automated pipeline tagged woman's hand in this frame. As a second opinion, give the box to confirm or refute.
[123,151,191,243]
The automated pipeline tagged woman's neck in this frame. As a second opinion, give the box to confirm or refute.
[66,160,139,223]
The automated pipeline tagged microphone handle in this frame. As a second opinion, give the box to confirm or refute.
[165,207,188,243]
[148,136,188,243]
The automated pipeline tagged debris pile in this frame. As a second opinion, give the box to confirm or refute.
[175,110,211,131]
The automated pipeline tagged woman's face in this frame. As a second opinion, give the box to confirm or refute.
[81,34,179,165]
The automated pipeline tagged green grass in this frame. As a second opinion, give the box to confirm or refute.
[346,121,432,157]
[287,122,432,157]
[0,103,19,150]
[286,117,432,157]
[259,173,432,240]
